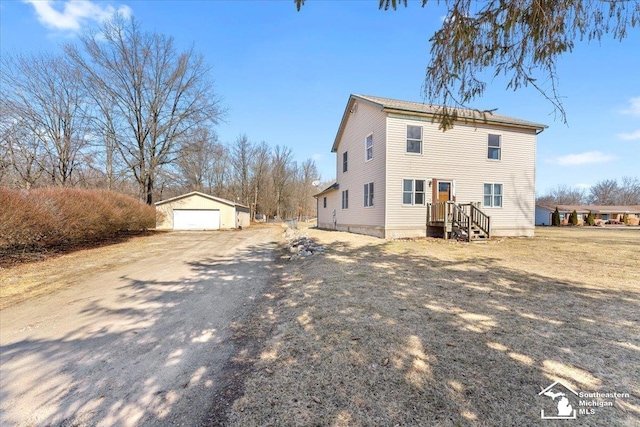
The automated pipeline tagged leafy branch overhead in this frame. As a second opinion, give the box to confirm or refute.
[296,0,640,129]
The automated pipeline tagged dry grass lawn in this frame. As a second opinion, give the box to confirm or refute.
[228,227,640,426]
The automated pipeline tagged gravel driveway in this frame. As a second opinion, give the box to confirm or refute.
[0,226,282,426]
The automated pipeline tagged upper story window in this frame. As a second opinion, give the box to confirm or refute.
[488,134,501,160]
[407,125,422,154]
[403,179,426,205]
[342,189,349,209]
[343,151,348,172]
[364,182,374,207]
[484,183,503,207]
[365,134,373,161]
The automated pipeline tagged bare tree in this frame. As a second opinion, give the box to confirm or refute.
[536,185,586,206]
[589,179,620,205]
[271,145,294,219]
[618,176,640,205]
[296,1,640,129]
[66,15,223,204]
[250,141,272,220]
[177,127,222,192]
[0,117,46,189]
[207,144,231,198]
[0,53,91,185]
[294,158,319,220]
[230,134,254,206]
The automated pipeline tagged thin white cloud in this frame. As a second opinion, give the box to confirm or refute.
[552,151,616,166]
[620,97,640,117]
[312,153,323,161]
[23,0,131,32]
[618,129,640,141]
[575,183,591,189]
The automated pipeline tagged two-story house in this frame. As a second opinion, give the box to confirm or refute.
[315,94,547,240]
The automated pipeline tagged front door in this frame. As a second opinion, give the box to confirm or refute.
[437,181,452,202]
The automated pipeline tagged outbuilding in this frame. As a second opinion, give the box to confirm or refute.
[155,191,250,230]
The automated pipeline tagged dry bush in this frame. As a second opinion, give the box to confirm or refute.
[0,187,155,251]
[0,189,58,248]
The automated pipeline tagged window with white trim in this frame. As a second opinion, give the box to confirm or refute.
[343,151,348,172]
[407,125,422,154]
[483,183,503,207]
[342,190,349,209]
[364,182,374,207]
[488,134,501,160]
[365,134,373,161]
[403,179,425,205]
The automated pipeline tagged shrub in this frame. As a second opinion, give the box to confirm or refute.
[0,187,155,251]
[586,211,595,226]
[570,210,579,226]
[622,213,629,225]
[552,207,561,226]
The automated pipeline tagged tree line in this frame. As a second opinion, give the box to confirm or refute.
[0,15,321,220]
[537,177,640,206]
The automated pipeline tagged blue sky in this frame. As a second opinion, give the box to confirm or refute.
[1,0,639,195]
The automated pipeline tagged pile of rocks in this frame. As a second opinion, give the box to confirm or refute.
[284,228,324,260]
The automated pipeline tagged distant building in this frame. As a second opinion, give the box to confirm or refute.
[155,191,250,230]
[535,205,640,226]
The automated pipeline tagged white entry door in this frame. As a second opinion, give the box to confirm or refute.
[173,209,220,230]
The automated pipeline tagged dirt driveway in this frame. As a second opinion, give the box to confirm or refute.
[0,226,282,426]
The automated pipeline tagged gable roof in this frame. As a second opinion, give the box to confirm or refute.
[332,94,548,152]
[313,181,339,198]
[155,191,239,207]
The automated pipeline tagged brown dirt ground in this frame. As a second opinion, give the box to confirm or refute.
[0,231,164,309]
[226,226,640,427]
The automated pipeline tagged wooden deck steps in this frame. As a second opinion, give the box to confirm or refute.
[426,201,490,243]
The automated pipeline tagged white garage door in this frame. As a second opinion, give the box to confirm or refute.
[173,209,220,230]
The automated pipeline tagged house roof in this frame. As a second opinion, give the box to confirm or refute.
[313,181,339,198]
[536,204,640,214]
[332,94,548,152]
[155,191,239,207]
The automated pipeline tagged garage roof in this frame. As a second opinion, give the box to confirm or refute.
[155,191,240,207]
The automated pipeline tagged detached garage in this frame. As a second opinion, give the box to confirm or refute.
[155,191,250,230]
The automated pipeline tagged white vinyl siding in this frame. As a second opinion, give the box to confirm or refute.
[317,190,339,229]
[386,114,537,236]
[331,100,386,229]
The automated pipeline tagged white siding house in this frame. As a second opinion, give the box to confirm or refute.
[316,94,547,239]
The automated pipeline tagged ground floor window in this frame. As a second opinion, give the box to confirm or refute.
[342,190,349,209]
[483,183,503,207]
[323,197,327,208]
[403,179,425,205]
[364,182,374,207]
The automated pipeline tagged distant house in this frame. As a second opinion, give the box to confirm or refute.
[535,205,640,226]
[155,191,250,230]
[315,94,547,240]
